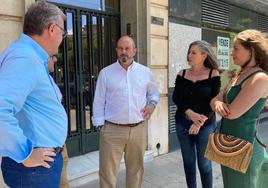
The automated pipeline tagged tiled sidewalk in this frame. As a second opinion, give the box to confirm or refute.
[78,149,223,188]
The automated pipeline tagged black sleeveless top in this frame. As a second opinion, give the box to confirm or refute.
[172,69,221,125]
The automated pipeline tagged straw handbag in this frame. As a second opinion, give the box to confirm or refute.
[205,132,253,173]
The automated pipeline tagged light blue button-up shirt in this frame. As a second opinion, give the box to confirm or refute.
[0,34,67,163]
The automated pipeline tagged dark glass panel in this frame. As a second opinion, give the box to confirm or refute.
[229,5,258,31]
[105,0,119,12]
[102,17,110,67]
[81,14,92,130]
[169,0,201,23]
[111,17,120,62]
[92,16,101,77]
[55,46,65,106]
[82,15,89,72]
[66,12,77,132]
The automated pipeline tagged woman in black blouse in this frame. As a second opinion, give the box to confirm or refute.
[172,40,221,188]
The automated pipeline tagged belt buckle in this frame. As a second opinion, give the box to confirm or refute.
[54,147,63,154]
[129,121,142,127]
[129,123,137,127]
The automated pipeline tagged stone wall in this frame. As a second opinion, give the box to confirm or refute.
[168,23,201,87]
[0,0,25,52]
[148,0,169,156]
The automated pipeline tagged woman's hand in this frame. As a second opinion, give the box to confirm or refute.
[188,123,201,135]
[185,109,208,127]
[210,94,230,117]
[214,100,230,117]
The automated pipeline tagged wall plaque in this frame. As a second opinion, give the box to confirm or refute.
[151,16,164,26]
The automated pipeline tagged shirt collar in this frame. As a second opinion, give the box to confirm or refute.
[116,60,136,71]
[19,34,49,63]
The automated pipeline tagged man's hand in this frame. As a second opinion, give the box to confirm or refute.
[22,148,56,168]
[141,104,155,120]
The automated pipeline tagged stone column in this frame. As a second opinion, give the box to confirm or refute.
[147,0,169,156]
[0,1,23,52]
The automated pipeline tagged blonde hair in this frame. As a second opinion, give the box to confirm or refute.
[234,29,268,71]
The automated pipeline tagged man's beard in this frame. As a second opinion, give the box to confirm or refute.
[119,56,128,64]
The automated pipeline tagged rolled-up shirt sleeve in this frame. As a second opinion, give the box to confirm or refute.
[92,70,107,127]
[0,54,36,163]
[147,70,160,104]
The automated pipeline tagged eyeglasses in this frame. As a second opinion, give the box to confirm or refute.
[55,23,68,38]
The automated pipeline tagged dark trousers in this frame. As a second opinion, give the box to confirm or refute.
[1,153,63,188]
[176,117,215,188]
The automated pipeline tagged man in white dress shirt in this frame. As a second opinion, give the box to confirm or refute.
[93,36,160,188]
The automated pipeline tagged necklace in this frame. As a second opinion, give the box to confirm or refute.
[231,66,259,85]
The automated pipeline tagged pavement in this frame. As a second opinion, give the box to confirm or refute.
[75,120,268,188]
[77,149,223,188]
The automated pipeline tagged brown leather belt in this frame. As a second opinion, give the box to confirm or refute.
[106,120,143,127]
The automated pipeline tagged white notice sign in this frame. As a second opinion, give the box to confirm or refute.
[217,36,230,70]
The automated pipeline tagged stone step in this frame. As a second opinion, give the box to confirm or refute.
[68,150,154,187]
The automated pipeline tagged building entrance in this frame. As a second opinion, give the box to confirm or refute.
[51,4,120,157]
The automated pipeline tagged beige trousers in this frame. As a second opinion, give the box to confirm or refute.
[99,122,147,188]
[60,145,69,188]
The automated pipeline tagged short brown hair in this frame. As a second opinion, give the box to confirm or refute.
[23,1,66,36]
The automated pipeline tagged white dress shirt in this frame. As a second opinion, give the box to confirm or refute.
[92,61,160,126]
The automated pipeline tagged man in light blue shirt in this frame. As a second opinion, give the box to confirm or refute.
[0,1,67,187]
